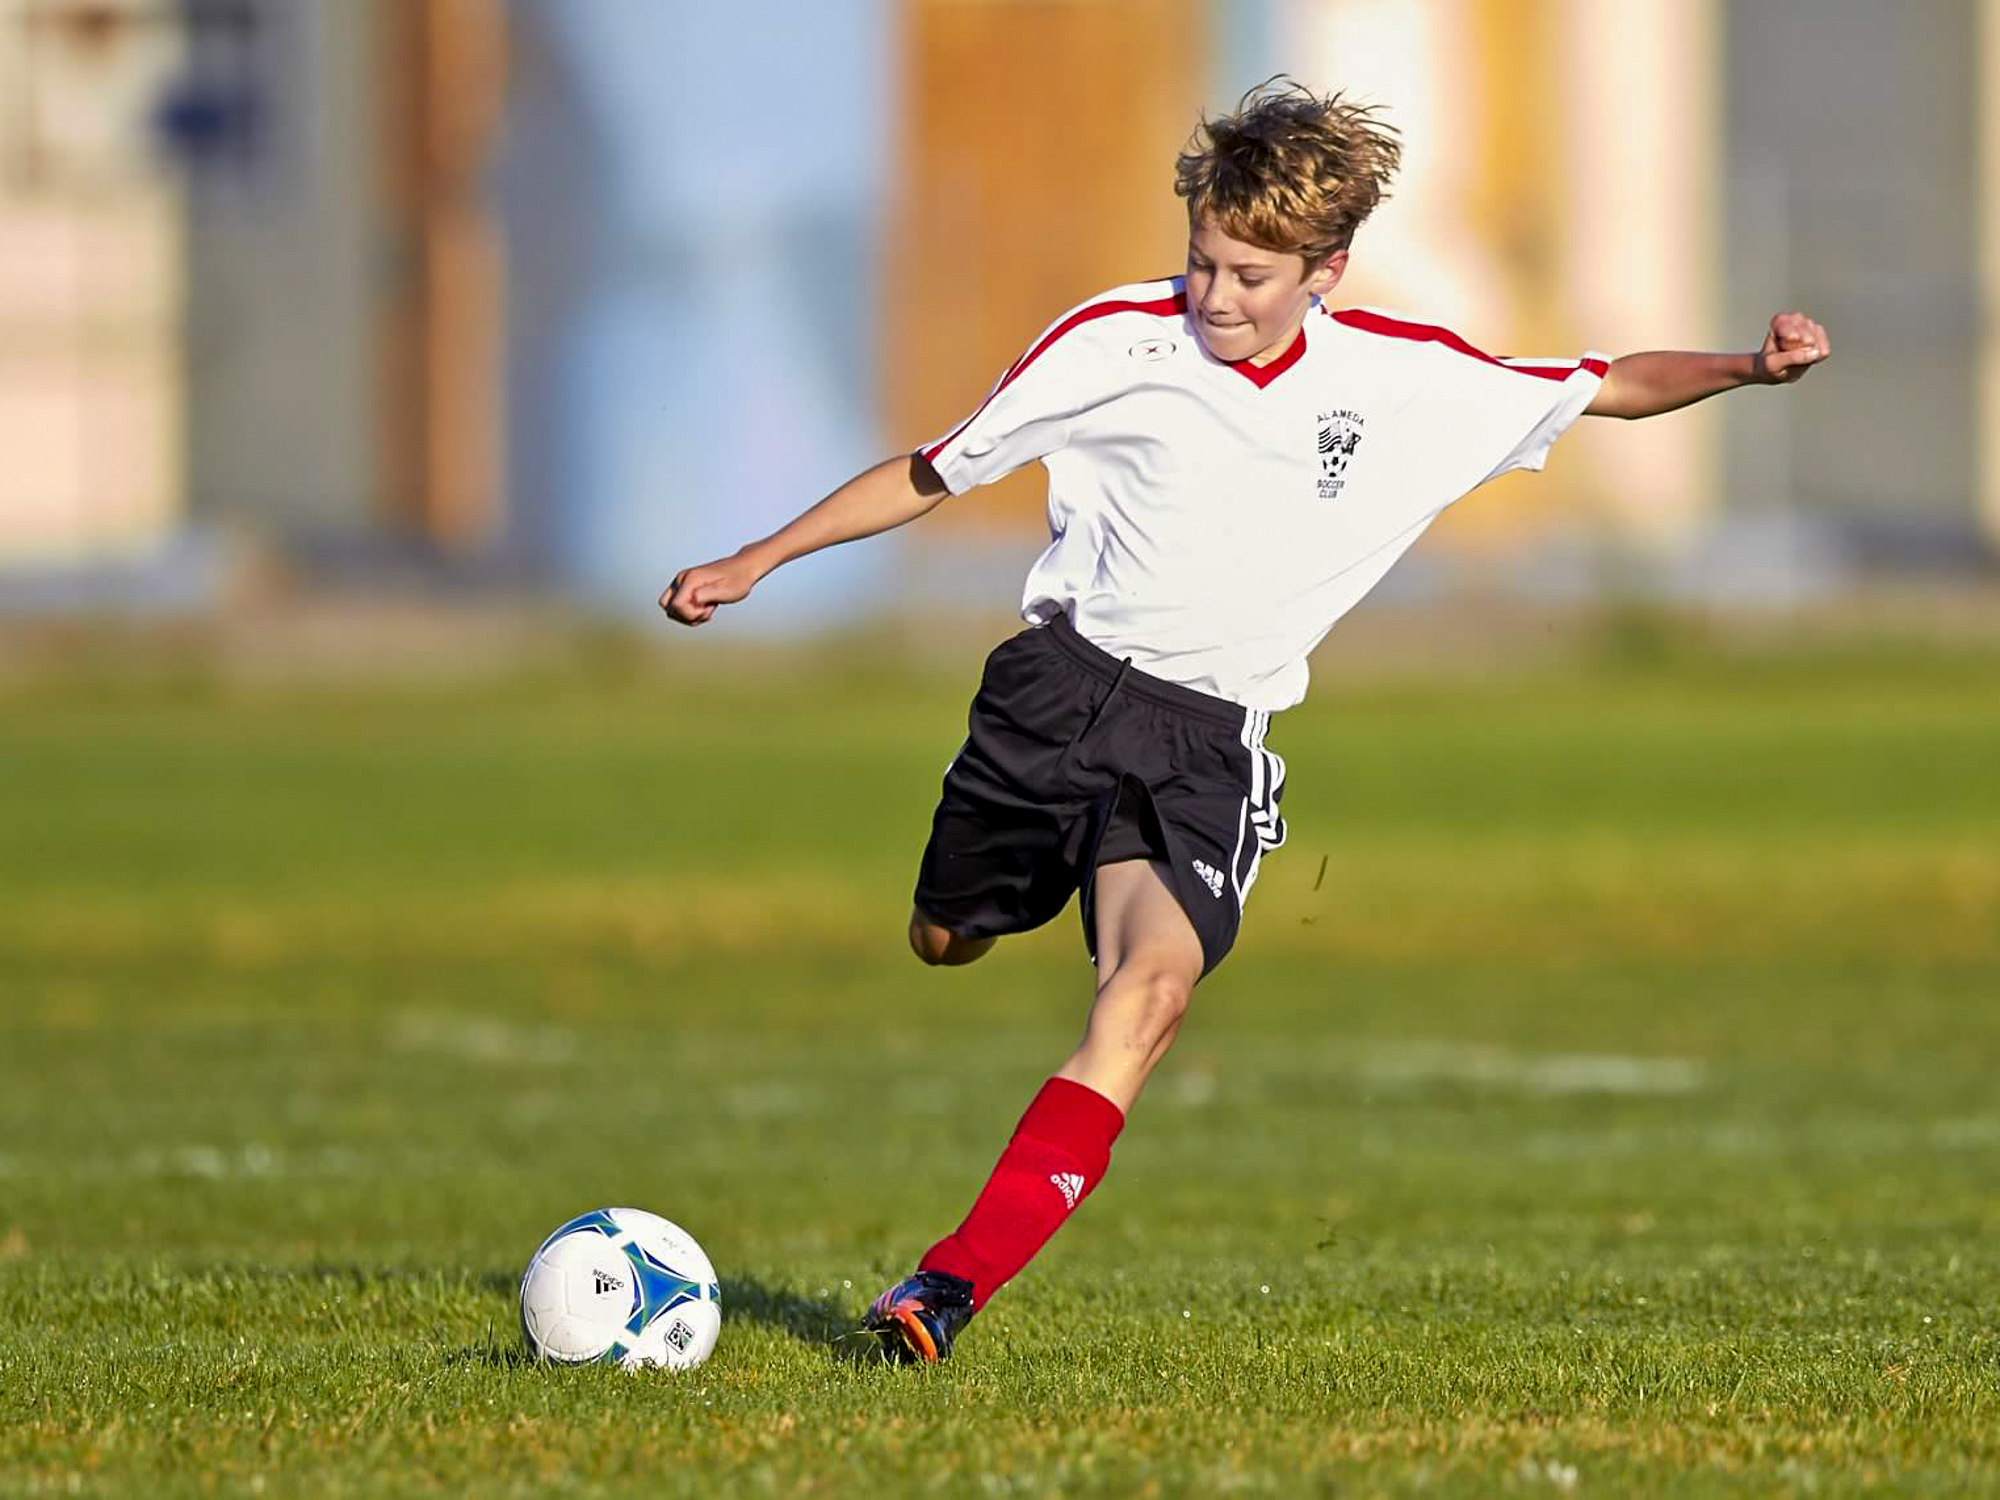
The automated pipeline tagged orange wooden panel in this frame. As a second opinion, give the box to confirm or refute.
[377,0,508,548]
[1436,0,1586,548]
[888,0,1202,529]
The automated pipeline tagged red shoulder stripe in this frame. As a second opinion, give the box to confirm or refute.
[1501,360,1613,379]
[1331,308,1609,381]
[923,291,1187,464]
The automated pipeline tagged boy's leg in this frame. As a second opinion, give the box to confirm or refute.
[1056,857,1205,1111]
[895,860,1199,1326]
[907,906,997,967]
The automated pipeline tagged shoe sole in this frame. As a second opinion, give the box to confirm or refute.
[870,1301,941,1363]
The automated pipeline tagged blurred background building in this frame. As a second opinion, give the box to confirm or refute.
[2,0,1996,630]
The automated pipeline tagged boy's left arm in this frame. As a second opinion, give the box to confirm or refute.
[1585,311,1830,420]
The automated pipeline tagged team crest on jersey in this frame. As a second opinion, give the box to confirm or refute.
[1316,409,1365,498]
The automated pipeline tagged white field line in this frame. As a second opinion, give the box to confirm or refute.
[389,1010,579,1065]
[1431,1117,2000,1161]
[1168,1069,1218,1108]
[886,1079,958,1115]
[12,1114,1999,1180]
[719,1082,811,1118]
[1354,1043,1706,1096]
[4,1145,377,1181]
[1929,1116,2000,1147]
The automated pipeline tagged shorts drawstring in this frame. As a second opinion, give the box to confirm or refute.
[1077,656,1132,741]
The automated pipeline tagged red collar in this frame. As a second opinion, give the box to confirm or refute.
[1226,325,1307,388]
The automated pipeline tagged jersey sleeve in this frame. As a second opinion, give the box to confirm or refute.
[1409,338,1609,489]
[1472,352,1610,482]
[917,307,1106,496]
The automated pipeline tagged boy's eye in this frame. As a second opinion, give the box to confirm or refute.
[1240,278,1265,289]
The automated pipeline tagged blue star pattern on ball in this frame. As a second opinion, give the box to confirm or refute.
[622,1242,703,1336]
[536,1208,623,1252]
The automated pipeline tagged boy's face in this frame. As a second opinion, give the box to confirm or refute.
[1185,218,1348,365]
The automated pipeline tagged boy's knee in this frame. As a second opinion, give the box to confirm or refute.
[1139,969,1193,1034]
[1104,961,1194,1043]
[907,911,995,967]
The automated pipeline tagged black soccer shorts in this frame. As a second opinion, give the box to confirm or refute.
[912,612,1286,977]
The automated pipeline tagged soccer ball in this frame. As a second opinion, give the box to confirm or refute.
[518,1207,721,1370]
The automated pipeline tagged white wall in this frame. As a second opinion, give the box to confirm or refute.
[0,0,186,568]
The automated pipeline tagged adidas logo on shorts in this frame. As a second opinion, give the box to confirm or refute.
[1049,1172,1086,1209]
[1191,859,1224,898]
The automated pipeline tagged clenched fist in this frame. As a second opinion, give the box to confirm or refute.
[660,554,762,626]
[1755,311,1830,385]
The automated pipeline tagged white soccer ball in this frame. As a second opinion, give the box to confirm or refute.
[518,1207,721,1370]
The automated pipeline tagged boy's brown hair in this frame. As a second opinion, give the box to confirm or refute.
[1174,78,1402,265]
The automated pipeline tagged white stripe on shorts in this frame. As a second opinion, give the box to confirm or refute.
[1230,709,1287,908]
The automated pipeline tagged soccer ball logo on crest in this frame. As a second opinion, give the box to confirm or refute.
[1316,409,1365,498]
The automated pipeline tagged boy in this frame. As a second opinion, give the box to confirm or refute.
[662,81,1828,1363]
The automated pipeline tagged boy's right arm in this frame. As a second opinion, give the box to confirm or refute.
[660,453,950,626]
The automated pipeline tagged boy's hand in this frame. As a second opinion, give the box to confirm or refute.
[1755,312,1830,385]
[658,456,948,626]
[660,552,761,626]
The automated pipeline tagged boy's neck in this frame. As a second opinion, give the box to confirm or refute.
[1242,308,1311,367]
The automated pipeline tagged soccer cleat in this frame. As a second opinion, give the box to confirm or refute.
[862,1270,976,1364]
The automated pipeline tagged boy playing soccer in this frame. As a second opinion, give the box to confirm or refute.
[662,82,1829,1363]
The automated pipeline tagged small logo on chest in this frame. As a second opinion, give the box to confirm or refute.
[1316,409,1366,499]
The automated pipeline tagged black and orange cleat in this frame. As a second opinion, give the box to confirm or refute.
[862,1270,975,1364]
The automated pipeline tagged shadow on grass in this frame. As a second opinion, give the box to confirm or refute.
[441,1276,887,1368]
[724,1277,887,1364]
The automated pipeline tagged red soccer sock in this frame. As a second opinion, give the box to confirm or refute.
[917,1076,1126,1308]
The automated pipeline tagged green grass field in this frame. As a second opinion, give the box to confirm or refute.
[3,626,1998,1495]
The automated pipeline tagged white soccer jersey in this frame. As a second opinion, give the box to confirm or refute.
[921,276,1607,710]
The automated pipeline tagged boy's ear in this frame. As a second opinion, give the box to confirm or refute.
[1306,249,1349,297]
